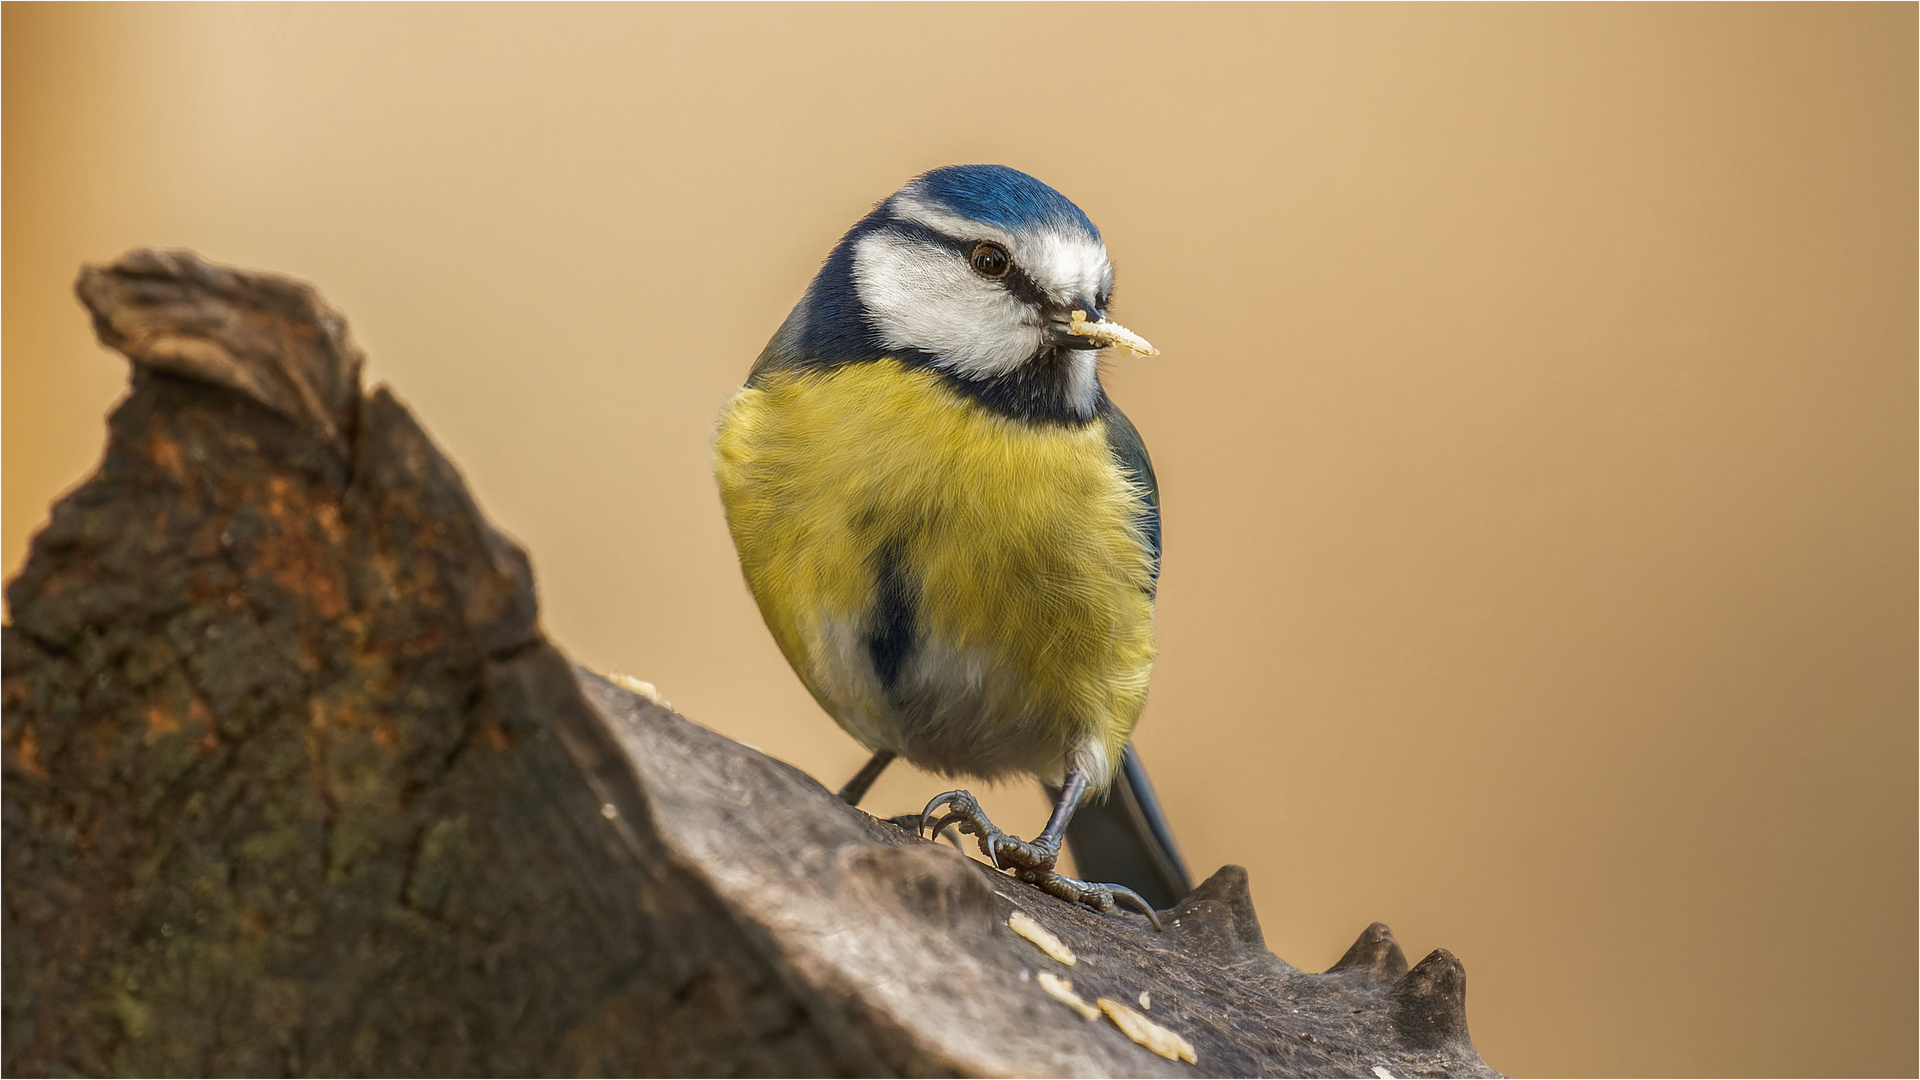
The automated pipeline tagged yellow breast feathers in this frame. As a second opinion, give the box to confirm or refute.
[712,359,1157,785]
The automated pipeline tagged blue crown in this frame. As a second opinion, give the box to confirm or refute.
[908,165,1101,241]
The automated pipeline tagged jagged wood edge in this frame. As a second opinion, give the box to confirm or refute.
[7,248,1500,1078]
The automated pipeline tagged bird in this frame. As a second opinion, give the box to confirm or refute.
[712,164,1191,922]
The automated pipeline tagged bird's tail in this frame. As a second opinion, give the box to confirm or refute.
[1054,745,1193,911]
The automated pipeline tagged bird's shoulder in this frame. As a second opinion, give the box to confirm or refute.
[1099,399,1161,594]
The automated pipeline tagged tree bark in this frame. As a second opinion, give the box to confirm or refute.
[2,250,1500,1078]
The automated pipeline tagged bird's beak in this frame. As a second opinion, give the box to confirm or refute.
[1057,309,1158,357]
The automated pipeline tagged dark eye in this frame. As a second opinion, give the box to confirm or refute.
[970,242,1011,279]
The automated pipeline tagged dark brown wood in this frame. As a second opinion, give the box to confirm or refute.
[2,249,1500,1078]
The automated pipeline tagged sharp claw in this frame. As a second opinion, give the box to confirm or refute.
[922,811,965,838]
[976,833,1008,866]
[1105,884,1165,931]
[917,792,964,837]
[918,790,972,837]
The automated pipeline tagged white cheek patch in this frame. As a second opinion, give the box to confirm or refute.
[852,231,1045,377]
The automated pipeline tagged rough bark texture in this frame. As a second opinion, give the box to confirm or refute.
[2,250,1500,1078]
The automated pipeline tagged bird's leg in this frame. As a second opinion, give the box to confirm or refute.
[839,750,940,837]
[921,770,1165,928]
[836,749,896,806]
[1031,769,1089,859]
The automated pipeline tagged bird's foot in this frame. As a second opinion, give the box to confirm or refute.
[921,790,1060,873]
[920,790,1163,929]
[1010,865,1164,931]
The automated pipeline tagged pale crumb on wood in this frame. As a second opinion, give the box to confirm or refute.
[1098,997,1196,1064]
[1372,1068,1397,1079]
[1138,990,1151,1010]
[1008,910,1075,966]
[604,672,671,709]
[1036,972,1100,1021]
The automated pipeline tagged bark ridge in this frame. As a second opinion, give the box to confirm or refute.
[2,250,1499,1078]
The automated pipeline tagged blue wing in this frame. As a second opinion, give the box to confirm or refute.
[1101,400,1161,598]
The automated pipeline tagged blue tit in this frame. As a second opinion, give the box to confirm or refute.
[713,164,1190,920]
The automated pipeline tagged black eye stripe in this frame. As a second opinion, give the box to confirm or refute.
[881,222,1057,306]
[1000,265,1050,308]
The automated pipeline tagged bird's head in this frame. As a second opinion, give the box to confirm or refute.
[762,165,1155,423]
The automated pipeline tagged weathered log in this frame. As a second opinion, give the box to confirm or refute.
[2,250,1500,1078]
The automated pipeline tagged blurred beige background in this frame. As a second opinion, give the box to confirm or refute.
[5,4,1914,1075]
